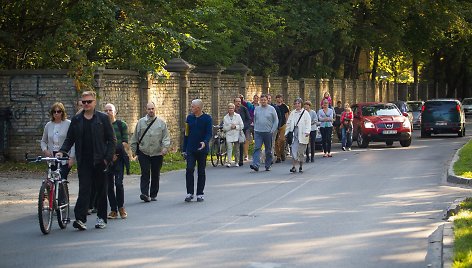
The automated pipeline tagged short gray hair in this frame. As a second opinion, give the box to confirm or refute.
[191,99,204,109]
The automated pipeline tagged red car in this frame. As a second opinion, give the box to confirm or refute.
[352,102,412,148]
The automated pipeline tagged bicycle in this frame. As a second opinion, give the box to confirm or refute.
[210,125,227,167]
[26,154,71,235]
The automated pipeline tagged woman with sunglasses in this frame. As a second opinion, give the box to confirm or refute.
[40,102,75,180]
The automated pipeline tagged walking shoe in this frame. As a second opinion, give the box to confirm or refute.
[140,194,151,202]
[226,163,231,168]
[196,195,205,202]
[305,157,310,163]
[95,218,106,229]
[118,207,128,219]
[185,194,194,202]
[275,158,281,163]
[299,166,303,173]
[348,147,352,151]
[107,211,118,219]
[87,209,92,215]
[265,166,271,171]
[150,196,157,201]
[91,208,97,213]
[342,147,346,151]
[290,167,296,173]
[244,156,249,161]
[73,220,87,231]
[238,162,244,166]
[250,164,259,172]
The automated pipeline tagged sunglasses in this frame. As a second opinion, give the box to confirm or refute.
[82,100,94,104]
[53,110,62,114]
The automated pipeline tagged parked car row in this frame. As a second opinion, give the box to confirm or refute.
[342,98,466,149]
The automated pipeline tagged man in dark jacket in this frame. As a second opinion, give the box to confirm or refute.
[58,91,116,230]
[234,97,251,166]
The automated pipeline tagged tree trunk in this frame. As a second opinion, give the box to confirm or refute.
[371,47,379,81]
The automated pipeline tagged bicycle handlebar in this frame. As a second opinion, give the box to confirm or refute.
[25,153,69,163]
[213,125,223,129]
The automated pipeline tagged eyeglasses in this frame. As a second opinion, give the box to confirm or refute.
[82,100,94,104]
[53,110,62,114]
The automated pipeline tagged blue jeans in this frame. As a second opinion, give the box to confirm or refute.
[186,151,207,196]
[252,131,273,168]
[341,127,353,148]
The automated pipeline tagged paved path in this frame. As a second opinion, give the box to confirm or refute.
[0,130,471,268]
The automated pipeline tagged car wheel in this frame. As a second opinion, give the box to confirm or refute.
[400,138,412,147]
[385,141,394,146]
[420,128,430,138]
[357,131,369,148]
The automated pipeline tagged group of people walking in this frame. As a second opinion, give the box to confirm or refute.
[40,90,353,232]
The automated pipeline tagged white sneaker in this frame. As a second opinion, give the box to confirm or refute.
[225,163,231,168]
[234,163,240,167]
[185,194,194,202]
[196,195,204,202]
[95,218,106,229]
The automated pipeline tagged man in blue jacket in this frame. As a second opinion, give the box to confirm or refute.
[182,99,212,202]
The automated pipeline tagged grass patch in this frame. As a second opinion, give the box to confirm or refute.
[453,197,472,268]
[453,139,472,179]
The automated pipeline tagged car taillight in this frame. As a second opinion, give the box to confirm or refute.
[456,105,460,112]
[421,105,425,112]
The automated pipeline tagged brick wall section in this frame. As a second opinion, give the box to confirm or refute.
[1,66,420,161]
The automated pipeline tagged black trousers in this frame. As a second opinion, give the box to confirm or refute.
[138,154,163,198]
[320,127,333,154]
[75,160,108,223]
[107,157,125,211]
[305,130,317,159]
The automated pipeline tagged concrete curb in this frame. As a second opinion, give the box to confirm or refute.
[447,146,472,185]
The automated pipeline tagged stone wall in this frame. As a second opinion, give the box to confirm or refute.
[1,60,423,161]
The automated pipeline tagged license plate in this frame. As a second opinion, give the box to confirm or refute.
[436,122,447,126]
[382,130,397,134]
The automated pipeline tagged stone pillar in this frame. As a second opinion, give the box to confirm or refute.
[226,63,251,97]
[363,81,368,102]
[300,78,307,102]
[165,58,195,146]
[93,66,105,107]
[315,79,321,110]
[262,76,270,95]
[352,80,358,105]
[139,73,152,116]
[195,65,225,126]
[282,76,289,100]
[341,79,347,105]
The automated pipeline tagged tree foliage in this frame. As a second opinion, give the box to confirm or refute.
[1,0,471,96]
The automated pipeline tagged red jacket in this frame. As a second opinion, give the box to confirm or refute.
[341,111,353,122]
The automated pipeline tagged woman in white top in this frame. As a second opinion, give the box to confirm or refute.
[223,103,244,167]
[318,99,335,157]
[285,98,311,173]
[40,102,75,180]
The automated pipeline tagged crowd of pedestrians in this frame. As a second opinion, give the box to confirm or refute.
[41,90,351,231]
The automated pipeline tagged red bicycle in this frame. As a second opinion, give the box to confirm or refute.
[26,154,71,234]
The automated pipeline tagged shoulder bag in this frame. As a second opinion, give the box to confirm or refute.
[286,110,305,145]
[136,117,157,155]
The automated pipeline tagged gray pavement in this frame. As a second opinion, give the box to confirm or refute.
[0,129,471,268]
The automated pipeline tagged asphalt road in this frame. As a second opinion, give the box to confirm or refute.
[1,127,471,268]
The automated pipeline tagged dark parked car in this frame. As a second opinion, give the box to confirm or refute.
[392,101,414,127]
[462,98,472,117]
[406,101,424,129]
[420,99,465,137]
[352,102,412,148]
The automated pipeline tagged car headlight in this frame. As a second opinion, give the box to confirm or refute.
[364,121,375,128]
[402,119,411,128]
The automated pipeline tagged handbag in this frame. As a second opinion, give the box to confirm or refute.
[286,110,305,145]
[136,117,157,155]
[238,130,246,143]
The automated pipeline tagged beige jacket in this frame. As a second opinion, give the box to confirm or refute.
[130,115,171,157]
[285,109,311,144]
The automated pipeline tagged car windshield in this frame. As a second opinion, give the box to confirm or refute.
[362,105,401,116]
[462,99,472,105]
[424,101,457,112]
[407,102,423,112]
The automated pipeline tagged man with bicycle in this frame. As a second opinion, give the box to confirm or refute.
[57,91,116,230]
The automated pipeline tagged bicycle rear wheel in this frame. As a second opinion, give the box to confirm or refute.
[210,139,219,167]
[56,182,70,229]
[219,139,227,166]
[38,182,53,234]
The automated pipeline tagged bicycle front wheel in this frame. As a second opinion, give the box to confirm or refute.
[56,182,70,229]
[219,139,227,166]
[210,139,219,167]
[38,182,53,234]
